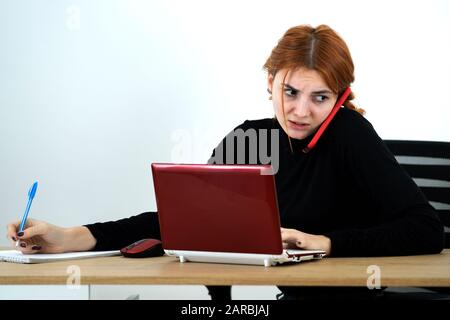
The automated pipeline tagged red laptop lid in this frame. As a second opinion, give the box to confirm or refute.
[151,164,283,255]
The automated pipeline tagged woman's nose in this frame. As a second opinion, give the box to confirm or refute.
[292,97,311,118]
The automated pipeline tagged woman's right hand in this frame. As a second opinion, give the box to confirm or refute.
[6,219,96,254]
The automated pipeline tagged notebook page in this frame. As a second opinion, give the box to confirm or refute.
[0,250,120,264]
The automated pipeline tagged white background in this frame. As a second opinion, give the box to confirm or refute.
[0,0,449,299]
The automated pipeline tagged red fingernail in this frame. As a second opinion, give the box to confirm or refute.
[17,231,24,237]
[20,242,26,248]
[12,237,17,241]
[32,245,42,250]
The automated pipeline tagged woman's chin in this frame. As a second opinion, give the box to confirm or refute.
[279,123,314,140]
[288,132,310,140]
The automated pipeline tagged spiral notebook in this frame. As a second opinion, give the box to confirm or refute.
[0,250,120,264]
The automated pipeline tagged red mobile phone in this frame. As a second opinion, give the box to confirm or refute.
[302,87,352,153]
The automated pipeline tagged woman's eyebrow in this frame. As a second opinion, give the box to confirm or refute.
[283,83,332,95]
[312,89,333,95]
[283,83,298,91]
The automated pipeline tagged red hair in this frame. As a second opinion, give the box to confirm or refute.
[264,24,364,115]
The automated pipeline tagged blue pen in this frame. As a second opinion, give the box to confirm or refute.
[16,181,38,246]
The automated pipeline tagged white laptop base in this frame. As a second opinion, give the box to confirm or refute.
[165,249,326,267]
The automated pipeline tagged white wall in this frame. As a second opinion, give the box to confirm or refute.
[0,0,449,299]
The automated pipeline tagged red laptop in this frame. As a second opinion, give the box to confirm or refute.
[151,163,325,266]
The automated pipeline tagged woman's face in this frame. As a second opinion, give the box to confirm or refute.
[268,67,338,140]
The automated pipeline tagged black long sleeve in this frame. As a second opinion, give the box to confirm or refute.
[84,211,161,251]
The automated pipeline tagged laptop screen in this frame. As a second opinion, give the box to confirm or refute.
[151,164,284,255]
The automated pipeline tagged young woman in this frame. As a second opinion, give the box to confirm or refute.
[6,24,444,300]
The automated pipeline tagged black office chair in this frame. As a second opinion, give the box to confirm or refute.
[384,140,450,247]
[383,139,450,299]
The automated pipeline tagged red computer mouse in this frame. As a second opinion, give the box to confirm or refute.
[120,239,164,258]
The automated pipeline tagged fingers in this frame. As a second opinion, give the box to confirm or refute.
[281,228,330,253]
[280,228,303,249]
[295,239,306,249]
[6,220,21,240]
[6,219,43,253]
[14,238,42,253]
[280,227,311,249]
[6,219,38,241]
[280,228,304,243]
[16,223,48,240]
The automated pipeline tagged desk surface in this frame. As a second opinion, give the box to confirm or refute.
[1,249,449,287]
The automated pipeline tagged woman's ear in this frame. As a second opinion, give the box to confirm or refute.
[267,74,274,94]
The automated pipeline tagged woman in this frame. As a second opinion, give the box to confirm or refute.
[6,24,444,300]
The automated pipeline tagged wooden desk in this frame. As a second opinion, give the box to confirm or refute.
[1,249,449,287]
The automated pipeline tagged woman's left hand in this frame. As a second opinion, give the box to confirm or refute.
[280,227,331,256]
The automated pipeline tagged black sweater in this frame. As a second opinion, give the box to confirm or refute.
[85,108,444,257]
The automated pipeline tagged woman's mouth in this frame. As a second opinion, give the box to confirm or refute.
[288,120,310,130]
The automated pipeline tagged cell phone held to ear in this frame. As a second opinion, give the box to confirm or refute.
[303,87,351,153]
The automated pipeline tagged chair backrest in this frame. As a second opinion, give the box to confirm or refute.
[384,140,450,248]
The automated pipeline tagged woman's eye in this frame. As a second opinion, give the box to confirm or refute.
[314,95,329,103]
[284,88,297,97]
